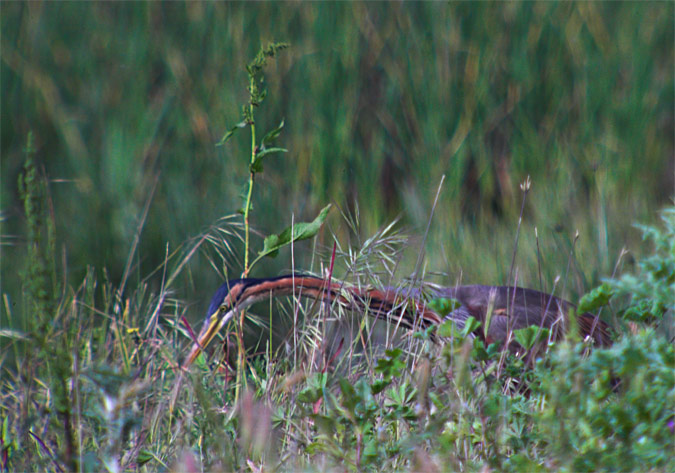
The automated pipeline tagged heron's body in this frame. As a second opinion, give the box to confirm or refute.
[185,274,611,366]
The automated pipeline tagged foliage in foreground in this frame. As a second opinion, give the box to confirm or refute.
[2,186,673,472]
[4,29,674,472]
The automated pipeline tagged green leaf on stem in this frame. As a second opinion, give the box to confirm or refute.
[255,204,331,262]
[216,121,248,147]
[261,120,285,146]
[250,147,287,173]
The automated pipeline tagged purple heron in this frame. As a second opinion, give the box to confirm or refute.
[184,274,611,366]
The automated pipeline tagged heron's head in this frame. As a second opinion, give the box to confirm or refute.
[184,279,249,367]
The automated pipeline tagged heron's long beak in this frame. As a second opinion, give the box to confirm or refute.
[184,309,234,367]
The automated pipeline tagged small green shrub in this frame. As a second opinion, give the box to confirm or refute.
[611,208,675,325]
[581,207,675,328]
[535,333,674,472]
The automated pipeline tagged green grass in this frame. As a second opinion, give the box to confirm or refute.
[2,185,673,471]
[1,2,674,471]
[2,2,673,307]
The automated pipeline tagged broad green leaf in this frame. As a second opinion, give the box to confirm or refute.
[438,320,463,338]
[578,283,614,313]
[256,204,331,260]
[215,120,247,146]
[437,316,481,338]
[261,234,281,259]
[427,297,462,317]
[513,326,539,350]
[513,326,551,350]
[461,315,482,337]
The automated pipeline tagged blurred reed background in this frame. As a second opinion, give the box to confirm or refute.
[2,2,673,325]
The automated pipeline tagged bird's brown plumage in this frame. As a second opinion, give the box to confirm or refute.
[430,284,612,348]
[184,274,611,366]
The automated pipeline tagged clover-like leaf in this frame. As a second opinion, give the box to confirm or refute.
[513,326,551,350]
[427,297,462,317]
[578,283,614,313]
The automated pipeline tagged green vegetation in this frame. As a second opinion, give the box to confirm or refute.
[1,3,673,472]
